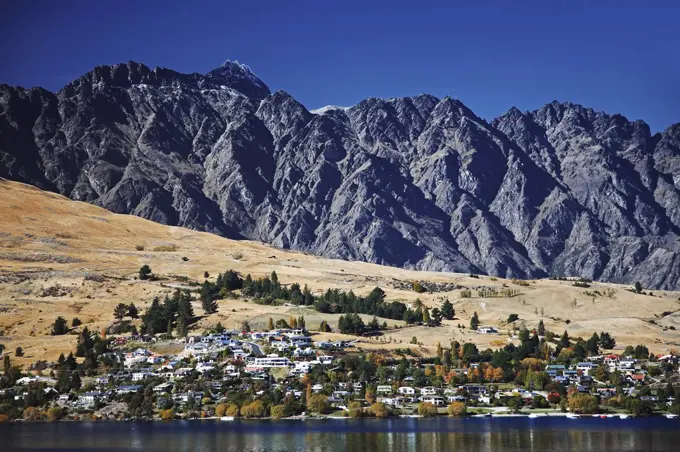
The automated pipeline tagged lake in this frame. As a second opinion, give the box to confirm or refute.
[1,417,679,451]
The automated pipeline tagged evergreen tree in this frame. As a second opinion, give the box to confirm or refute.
[176,316,188,338]
[70,372,81,391]
[441,298,455,320]
[201,291,218,314]
[267,317,275,330]
[51,317,69,335]
[431,308,443,326]
[423,308,431,324]
[139,264,152,280]
[537,320,546,336]
[560,330,570,348]
[14,347,23,357]
[470,312,480,330]
[114,303,128,320]
[127,303,139,319]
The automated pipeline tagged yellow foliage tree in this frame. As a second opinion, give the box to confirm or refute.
[226,404,240,417]
[418,402,438,417]
[161,409,174,420]
[240,400,266,418]
[447,402,467,417]
[365,388,375,404]
[370,402,390,418]
[271,405,287,419]
[348,401,364,418]
[215,403,227,417]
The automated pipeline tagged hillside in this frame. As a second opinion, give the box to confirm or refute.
[1,179,680,366]
[1,61,680,289]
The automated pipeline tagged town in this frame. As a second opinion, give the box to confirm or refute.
[1,268,680,422]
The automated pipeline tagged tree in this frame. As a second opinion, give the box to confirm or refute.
[599,332,616,349]
[568,394,599,414]
[267,317,275,331]
[370,402,390,418]
[201,292,218,314]
[560,330,570,348]
[271,405,287,419]
[241,320,251,333]
[348,401,364,418]
[175,315,188,338]
[470,312,480,330]
[307,394,331,414]
[204,271,210,279]
[51,317,69,335]
[634,281,642,294]
[214,322,225,334]
[507,313,519,323]
[431,308,443,326]
[139,264,152,281]
[14,347,23,357]
[447,402,467,417]
[114,303,128,320]
[127,303,139,319]
[418,402,438,417]
[537,320,545,336]
[72,318,82,327]
[319,320,332,332]
[441,298,455,320]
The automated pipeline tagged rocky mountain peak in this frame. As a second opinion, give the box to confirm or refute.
[2,60,680,289]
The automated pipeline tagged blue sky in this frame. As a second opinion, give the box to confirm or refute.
[2,0,678,131]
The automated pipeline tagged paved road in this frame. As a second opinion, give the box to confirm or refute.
[243,342,264,357]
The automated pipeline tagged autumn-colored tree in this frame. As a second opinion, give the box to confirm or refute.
[447,402,467,417]
[161,409,174,420]
[492,367,505,382]
[568,394,599,414]
[290,316,298,329]
[348,401,364,418]
[365,388,376,404]
[215,404,227,417]
[418,402,438,417]
[271,405,287,419]
[369,402,390,418]
[47,407,63,422]
[240,400,266,418]
[267,317,274,331]
[226,404,240,417]
[307,394,331,414]
[484,365,495,382]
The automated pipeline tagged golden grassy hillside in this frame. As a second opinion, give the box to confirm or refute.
[1,179,679,366]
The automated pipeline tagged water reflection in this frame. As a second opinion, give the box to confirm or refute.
[2,418,679,452]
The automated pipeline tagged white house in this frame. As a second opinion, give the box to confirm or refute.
[576,362,596,376]
[377,385,393,394]
[398,386,415,395]
[477,326,498,334]
[132,371,155,382]
[420,387,438,396]
[421,395,446,406]
[312,384,324,393]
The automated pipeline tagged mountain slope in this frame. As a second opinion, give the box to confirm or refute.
[1,61,680,288]
[1,179,679,364]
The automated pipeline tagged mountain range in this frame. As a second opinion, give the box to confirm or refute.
[1,60,679,289]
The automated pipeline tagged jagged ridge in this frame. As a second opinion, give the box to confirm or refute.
[1,61,679,289]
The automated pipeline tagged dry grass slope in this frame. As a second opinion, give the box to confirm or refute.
[1,179,680,365]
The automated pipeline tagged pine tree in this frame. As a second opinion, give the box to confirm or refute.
[441,298,455,320]
[423,308,431,324]
[127,303,139,319]
[297,316,306,330]
[51,316,69,335]
[70,372,81,391]
[537,320,546,336]
[176,316,188,338]
[470,312,480,330]
[139,264,152,280]
[201,292,218,314]
[560,330,570,348]
[114,303,128,320]
[267,317,275,331]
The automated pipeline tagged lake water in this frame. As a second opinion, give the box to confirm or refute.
[1,417,679,451]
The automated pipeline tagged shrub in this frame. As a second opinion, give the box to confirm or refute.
[51,317,69,335]
[153,245,178,252]
[447,402,467,417]
[412,281,427,293]
[71,318,82,327]
[233,252,244,260]
[507,314,519,323]
[135,245,145,251]
[182,257,189,262]
[512,279,530,287]
[418,402,438,417]
[271,405,287,419]
[161,409,174,420]
[47,407,63,422]
[15,347,23,357]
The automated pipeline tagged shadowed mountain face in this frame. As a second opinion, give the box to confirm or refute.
[2,61,680,288]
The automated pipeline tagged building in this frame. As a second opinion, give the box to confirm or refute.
[477,327,498,334]
[420,395,446,406]
[398,386,415,395]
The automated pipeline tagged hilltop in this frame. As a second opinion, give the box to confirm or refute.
[1,179,680,366]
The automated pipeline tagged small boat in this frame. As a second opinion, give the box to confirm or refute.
[220,416,235,421]
[665,414,678,419]
[528,414,539,418]
[599,415,607,419]
[566,413,580,419]
[619,414,629,419]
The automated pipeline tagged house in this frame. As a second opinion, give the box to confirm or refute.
[420,395,446,406]
[461,385,486,396]
[377,385,393,394]
[117,385,143,394]
[377,397,398,406]
[447,395,467,403]
[132,371,155,382]
[353,382,364,392]
[79,391,104,407]
[576,362,597,376]
[317,355,333,365]
[420,387,438,396]
[246,355,293,369]
[153,382,174,394]
[311,384,324,393]
[398,386,415,395]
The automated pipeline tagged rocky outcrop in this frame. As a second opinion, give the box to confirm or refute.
[1,61,679,288]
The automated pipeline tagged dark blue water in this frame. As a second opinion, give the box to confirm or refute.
[1,417,679,451]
